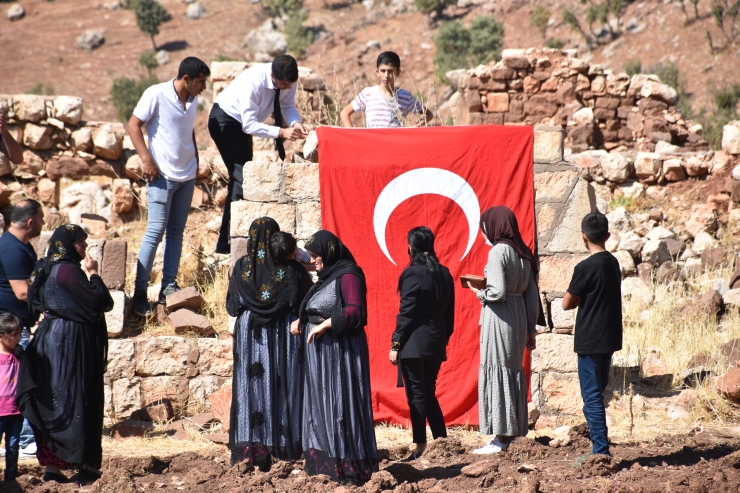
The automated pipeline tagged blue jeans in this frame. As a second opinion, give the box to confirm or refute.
[577,353,613,456]
[135,177,195,292]
[19,328,34,450]
[0,414,23,480]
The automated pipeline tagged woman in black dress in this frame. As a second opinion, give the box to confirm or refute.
[296,230,378,484]
[225,218,312,471]
[389,227,455,460]
[17,224,112,484]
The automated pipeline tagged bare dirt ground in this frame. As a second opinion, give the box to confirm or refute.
[7,425,740,492]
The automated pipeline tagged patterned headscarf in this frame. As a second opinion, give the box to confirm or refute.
[47,224,87,264]
[232,217,299,326]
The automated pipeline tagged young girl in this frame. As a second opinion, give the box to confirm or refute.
[0,313,23,482]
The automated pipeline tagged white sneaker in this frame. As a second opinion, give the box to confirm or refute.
[19,442,37,459]
[472,437,509,454]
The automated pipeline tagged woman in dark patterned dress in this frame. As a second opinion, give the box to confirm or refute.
[226,217,312,471]
[17,224,112,484]
[296,230,378,484]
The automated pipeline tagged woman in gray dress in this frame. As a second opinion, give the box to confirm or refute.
[466,207,539,454]
[293,230,378,484]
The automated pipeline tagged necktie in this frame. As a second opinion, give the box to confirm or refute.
[273,88,286,161]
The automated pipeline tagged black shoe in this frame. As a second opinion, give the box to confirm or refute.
[158,282,181,304]
[401,450,424,462]
[43,471,70,483]
[132,290,152,317]
[77,468,102,485]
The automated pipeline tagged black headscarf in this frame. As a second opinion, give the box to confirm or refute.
[228,217,302,326]
[480,206,538,274]
[28,224,87,319]
[298,230,365,322]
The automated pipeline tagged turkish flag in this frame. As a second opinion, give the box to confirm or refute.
[316,125,534,425]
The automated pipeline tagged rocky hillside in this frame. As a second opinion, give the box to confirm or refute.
[2,0,737,130]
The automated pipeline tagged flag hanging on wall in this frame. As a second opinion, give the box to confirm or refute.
[316,125,534,425]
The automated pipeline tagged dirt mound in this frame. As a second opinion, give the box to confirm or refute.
[421,437,466,459]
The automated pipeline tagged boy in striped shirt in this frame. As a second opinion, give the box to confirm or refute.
[340,51,432,128]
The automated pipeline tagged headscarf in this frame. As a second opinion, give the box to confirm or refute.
[230,217,301,326]
[28,224,87,318]
[298,230,365,322]
[480,206,538,274]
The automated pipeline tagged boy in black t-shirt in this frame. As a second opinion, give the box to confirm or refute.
[562,212,622,462]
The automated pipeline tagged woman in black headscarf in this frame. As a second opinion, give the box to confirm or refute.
[466,206,539,454]
[297,230,378,485]
[225,217,312,471]
[17,224,113,484]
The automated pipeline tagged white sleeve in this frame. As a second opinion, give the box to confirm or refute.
[132,86,158,123]
[280,83,301,127]
[240,80,280,139]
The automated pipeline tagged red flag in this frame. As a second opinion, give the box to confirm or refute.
[316,125,534,425]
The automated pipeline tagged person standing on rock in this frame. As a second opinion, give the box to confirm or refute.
[208,54,309,255]
[0,112,24,165]
[225,218,312,472]
[17,224,113,485]
[562,212,622,465]
[0,199,45,461]
[127,57,210,316]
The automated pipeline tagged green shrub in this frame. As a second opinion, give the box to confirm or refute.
[111,75,158,123]
[468,16,504,66]
[285,13,314,58]
[134,0,170,50]
[27,82,55,96]
[648,61,679,89]
[625,59,642,77]
[715,84,740,112]
[700,84,740,149]
[265,0,303,16]
[433,20,471,82]
[530,6,550,39]
[544,37,564,49]
[415,0,456,14]
[139,50,158,72]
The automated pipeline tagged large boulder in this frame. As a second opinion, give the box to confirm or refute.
[723,121,740,155]
[14,95,47,122]
[186,2,204,18]
[22,123,53,151]
[76,30,105,51]
[111,178,134,214]
[59,181,108,224]
[640,80,678,105]
[606,207,632,233]
[52,96,83,125]
[641,239,671,266]
[70,127,93,152]
[600,153,632,183]
[242,19,287,58]
[634,152,661,182]
[613,250,636,277]
[93,123,123,160]
[5,3,25,21]
[618,231,646,258]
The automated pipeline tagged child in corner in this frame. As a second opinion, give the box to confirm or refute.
[562,212,623,465]
[0,313,24,482]
[340,51,433,128]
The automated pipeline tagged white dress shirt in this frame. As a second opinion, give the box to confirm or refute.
[214,64,301,139]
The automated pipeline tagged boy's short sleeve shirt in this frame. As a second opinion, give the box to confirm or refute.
[350,87,423,128]
[132,80,198,182]
[567,251,623,354]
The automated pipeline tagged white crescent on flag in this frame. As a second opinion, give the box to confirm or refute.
[372,168,481,265]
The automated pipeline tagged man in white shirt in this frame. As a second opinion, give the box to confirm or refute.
[127,57,210,316]
[208,54,309,254]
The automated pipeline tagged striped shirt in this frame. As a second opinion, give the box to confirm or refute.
[350,86,423,128]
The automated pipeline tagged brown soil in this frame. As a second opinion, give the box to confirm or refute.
[10,429,740,493]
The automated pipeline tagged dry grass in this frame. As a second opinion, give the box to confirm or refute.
[100,435,224,458]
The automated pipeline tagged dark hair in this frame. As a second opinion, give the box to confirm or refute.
[377,51,401,69]
[10,199,42,225]
[270,231,298,262]
[0,313,21,337]
[177,57,211,80]
[398,226,445,300]
[581,212,609,243]
[271,55,299,83]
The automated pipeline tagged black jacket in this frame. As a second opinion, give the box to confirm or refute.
[392,264,455,361]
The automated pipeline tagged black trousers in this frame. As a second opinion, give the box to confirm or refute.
[208,103,253,250]
[400,358,447,444]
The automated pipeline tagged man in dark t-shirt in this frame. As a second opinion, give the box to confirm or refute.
[0,199,45,458]
[562,212,622,463]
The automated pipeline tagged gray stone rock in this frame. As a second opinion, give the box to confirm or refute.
[76,30,105,51]
[242,19,287,57]
[641,239,672,266]
[618,231,646,258]
[601,153,632,183]
[5,3,25,21]
[186,2,204,19]
[613,250,636,277]
[606,207,632,233]
[155,50,171,65]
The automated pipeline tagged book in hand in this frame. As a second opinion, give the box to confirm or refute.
[460,274,486,290]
